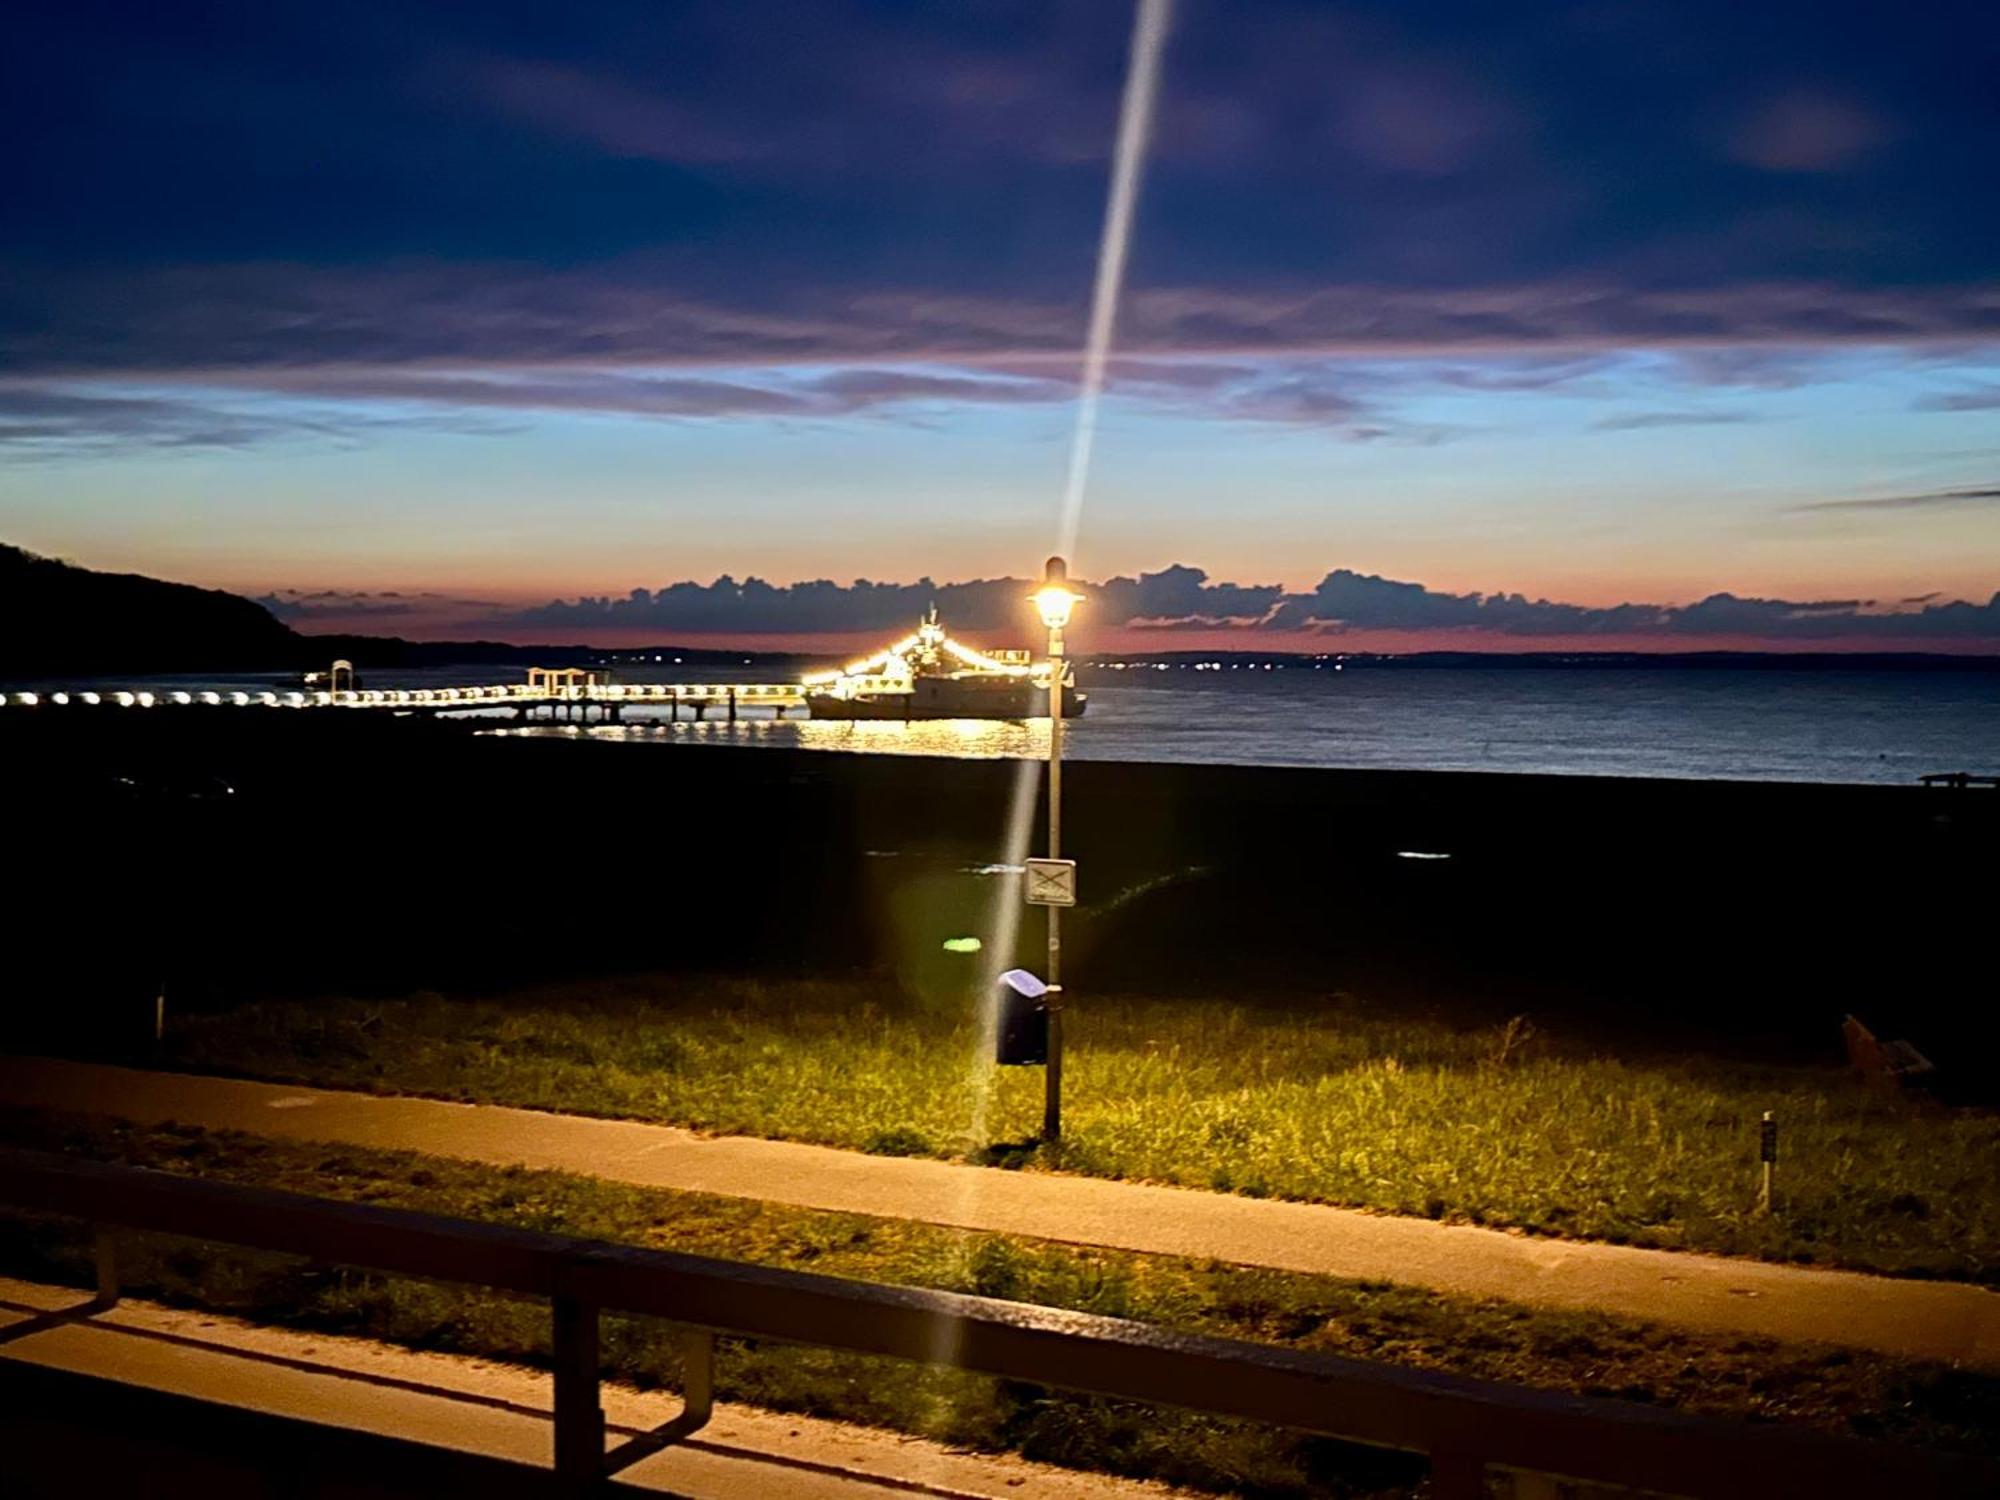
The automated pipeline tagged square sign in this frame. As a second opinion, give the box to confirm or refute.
[1024,857,1077,907]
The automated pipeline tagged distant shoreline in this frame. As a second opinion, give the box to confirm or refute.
[17,644,2000,687]
[322,642,2000,674]
[1084,649,2000,671]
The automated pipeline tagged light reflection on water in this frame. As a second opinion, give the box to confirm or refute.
[471,662,2000,786]
[485,714,1055,761]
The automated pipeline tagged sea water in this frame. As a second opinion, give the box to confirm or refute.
[487,662,1999,786]
[20,661,1997,785]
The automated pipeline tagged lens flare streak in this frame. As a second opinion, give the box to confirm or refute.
[1055,0,1175,564]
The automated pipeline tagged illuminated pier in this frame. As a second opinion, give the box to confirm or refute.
[0,615,1073,723]
[0,678,807,721]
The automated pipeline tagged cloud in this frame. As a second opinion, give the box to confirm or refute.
[1662,348,1819,389]
[15,0,1999,370]
[1422,354,1621,392]
[1208,372,1371,427]
[1171,572,2000,640]
[1594,410,1763,430]
[503,565,1289,638]
[0,386,336,453]
[253,366,1070,420]
[1731,90,1892,173]
[1787,485,2000,514]
[1332,63,1520,176]
[1240,570,1668,637]
[0,354,1469,448]
[257,593,417,621]
[0,381,509,456]
[806,368,1069,408]
[1116,281,2000,356]
[457,12,1132,176]
[474,59,778,168]
[255,587,503,621]
[12,266,1992,450]
[498,563,2000,642]
[8,264,2000,381]
[0,364,1084,450]
[1916,386,2000,412]
[264,371,822,419]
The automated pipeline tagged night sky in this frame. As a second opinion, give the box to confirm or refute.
[4,0,1998,648]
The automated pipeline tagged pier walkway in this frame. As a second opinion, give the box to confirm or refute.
[5,1056,1997,1368]
[0,679,808,722]
[0,614,1066,722]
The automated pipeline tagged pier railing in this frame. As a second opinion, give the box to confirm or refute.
[1,1146,1992,1498]
[0,681,809,714]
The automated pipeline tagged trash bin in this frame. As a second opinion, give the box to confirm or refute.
[995,968,1049,1066]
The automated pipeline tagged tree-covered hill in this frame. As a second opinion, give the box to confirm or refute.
[0,543,302,678]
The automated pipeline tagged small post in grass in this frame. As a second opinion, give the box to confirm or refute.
[1757,1110,1777,1216]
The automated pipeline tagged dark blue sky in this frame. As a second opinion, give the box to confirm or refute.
[8,0,1997,358]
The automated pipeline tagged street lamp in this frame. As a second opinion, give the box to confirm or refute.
[1030,556,1082,1143]
[1033,571,1082,635]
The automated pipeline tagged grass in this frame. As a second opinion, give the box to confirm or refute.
[146,977,2000,1282]
[2,1110,1996,1500]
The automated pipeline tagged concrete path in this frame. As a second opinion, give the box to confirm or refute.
[0,1276,1187,1499]
[5,1055,1998,1369]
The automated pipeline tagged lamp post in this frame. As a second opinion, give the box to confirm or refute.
[1031,557,1083,1144]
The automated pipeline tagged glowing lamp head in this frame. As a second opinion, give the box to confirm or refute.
[1031,556,1083,630]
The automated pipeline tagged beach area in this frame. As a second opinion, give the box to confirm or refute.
[10,707,1992,1074]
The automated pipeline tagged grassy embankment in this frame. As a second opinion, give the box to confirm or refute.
[150,978,2000,1281]
[3,1110,1996,1500]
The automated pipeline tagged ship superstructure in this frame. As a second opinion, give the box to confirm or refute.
[801,607,1085,720]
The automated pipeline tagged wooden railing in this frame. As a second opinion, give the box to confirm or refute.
[1,1146,1993,1498]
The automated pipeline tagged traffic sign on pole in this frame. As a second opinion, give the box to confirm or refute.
[1024,857,1077,907]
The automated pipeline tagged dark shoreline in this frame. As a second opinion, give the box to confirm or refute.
[1095,650,2000,670]
[10,646,2000,689]
[7,710,1992,1082]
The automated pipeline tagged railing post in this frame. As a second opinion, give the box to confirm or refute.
[1429,1451,1489,1499]
[551,1280,603,1492]
[680,1329,714,1428]
[1493,1470,1563,1500]
[92,1227,121,1310]
[600,1327,715,1477]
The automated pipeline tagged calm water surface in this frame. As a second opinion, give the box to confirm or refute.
[489,664,1998,785]
[27,662,1998,785]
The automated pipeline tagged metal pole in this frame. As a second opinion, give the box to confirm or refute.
[551,1287,604,1489]
[1427,1451,1491,1500]
[1045,622,1064,1145]
[92,1227,121,1310]
[1757,1110,1776,1216]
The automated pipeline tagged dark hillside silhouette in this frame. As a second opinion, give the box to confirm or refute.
[0,544,688,678]
[0,544,301,678]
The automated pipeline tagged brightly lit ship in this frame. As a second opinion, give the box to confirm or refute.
[801,607,1085,720]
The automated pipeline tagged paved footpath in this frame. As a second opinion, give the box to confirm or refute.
[0,1276,1188,1499]
[5,1056,1998,1368]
